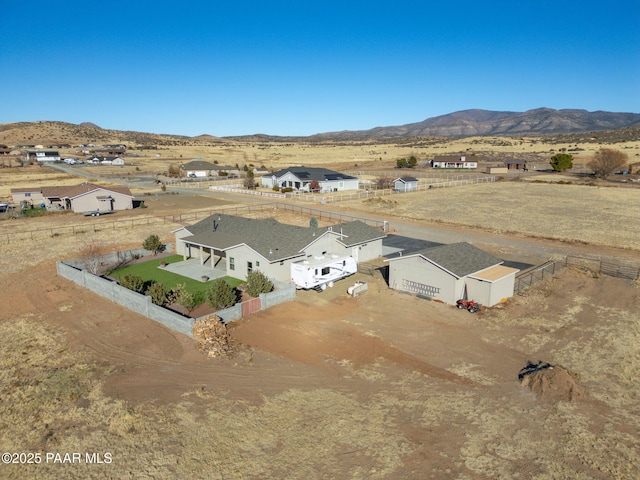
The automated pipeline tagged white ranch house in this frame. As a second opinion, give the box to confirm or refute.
[430,155,478,169]
[261,167,359,192]
[174,213,386,284]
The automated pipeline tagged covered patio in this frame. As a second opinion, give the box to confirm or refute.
[162,258,228,282]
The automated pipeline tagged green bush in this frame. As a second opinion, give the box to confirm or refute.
[207,279,237,309]
[142,234,164,255]
[281,187,293,193]
[246,270,273,297]
[146,282,168,305]
[120,274,145,293]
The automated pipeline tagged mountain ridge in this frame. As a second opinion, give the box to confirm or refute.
[1,108,639,145]
[306,108,640,140]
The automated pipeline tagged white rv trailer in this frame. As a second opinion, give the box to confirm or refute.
[291,253,357,290]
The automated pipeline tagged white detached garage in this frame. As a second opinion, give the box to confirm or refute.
[386,242,519,307]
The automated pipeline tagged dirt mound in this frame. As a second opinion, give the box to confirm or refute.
[520,362,586,402]
[192,316,235,358]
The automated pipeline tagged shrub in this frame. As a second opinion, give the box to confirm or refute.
[246,270,273,297]
[120,274,145,293]
[207,279,237,309]
[142,234,164,255]
[178,290,204,314]
[272,186,280,192]
[146,282,168,305]
[281,187,293,193]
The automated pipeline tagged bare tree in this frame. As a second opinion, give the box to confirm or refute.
[374,177,393,189]
[588,148,628,178]
[80,240,107,274]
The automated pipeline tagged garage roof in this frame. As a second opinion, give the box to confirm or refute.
[388,242,502,278]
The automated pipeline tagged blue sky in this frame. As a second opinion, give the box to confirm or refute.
[1,1,639,137]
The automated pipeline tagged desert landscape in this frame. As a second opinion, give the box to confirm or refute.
[0,122,639,479]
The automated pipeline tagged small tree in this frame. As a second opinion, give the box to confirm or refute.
[550,153,573,172]
[146,282,168,305]
[207,279,237,309]
[178,290,203,314]
[588,148,628,178]
[244,169,256,189]
[309,216,318,228]
[80,240,106,274]
[408,155,418,168]
[396,158,408,168]
[375,177,393,189]
[245,270,273,297]
[142,234,163,255]
[168,164,180,177]
[120,274,145,293]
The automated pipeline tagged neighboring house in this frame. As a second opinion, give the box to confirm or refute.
[174,213,386,283]
[253,167,269,175]
[386,242,519,307]
[28,151,61,162]
[10,187,45,206]
[430,155,478,169]
[88,156,125,165]
[261,167,359,192]
[180,160,239,177]
[504,160,528,171]
[393,177,419,192]
[13,183,134,213]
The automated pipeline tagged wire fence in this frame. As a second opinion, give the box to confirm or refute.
[0,202,388,244]
[515,254,640,292]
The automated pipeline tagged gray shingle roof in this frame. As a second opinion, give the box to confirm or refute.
[266,167,356,182]
[181,160,235,170]
[182,214,384,262]
[412,242,502,278]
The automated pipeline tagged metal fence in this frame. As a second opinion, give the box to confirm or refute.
[514,259,565,293]
[515,254,640,293]
[566,255,640,280]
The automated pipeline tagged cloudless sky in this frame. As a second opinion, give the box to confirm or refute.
[1,0,639,136]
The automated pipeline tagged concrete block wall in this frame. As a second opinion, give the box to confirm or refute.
[57,259,195,338]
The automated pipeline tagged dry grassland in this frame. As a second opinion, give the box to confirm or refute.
[345,181,640,250]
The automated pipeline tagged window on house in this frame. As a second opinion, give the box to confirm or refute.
[256,261,260,267]
[247,261,253,274]
[230,257,235,270]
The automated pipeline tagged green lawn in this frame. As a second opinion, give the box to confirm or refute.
[106,255,243,296]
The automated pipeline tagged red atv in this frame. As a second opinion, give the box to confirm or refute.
[456,299,480,313]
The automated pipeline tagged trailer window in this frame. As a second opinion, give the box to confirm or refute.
[321,266,330,275]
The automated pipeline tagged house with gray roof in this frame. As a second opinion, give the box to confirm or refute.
[260,167,359,192]
[386,242,519,306]
[174,213,386,283]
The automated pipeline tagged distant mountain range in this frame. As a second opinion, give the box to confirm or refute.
[305,108,640,140]
[1,108,639,145]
